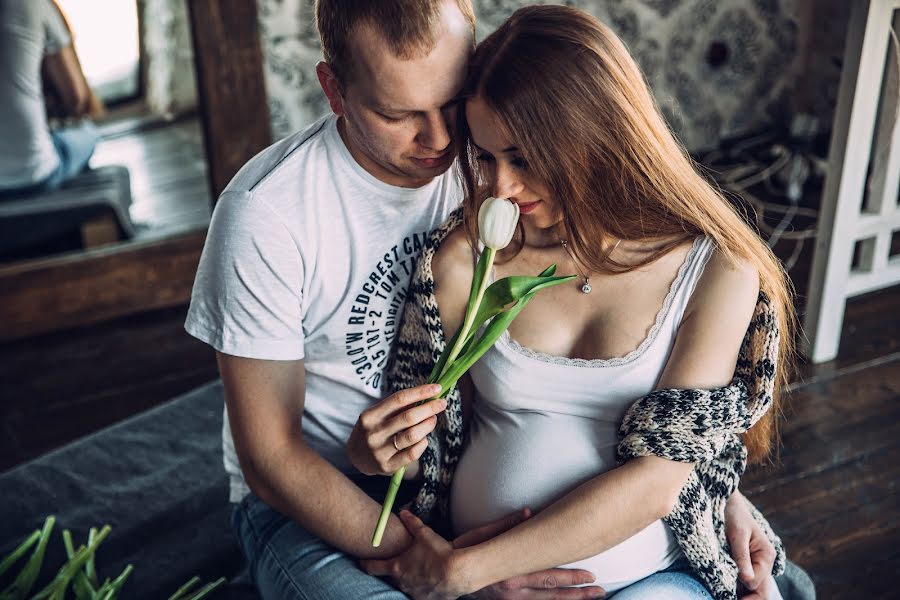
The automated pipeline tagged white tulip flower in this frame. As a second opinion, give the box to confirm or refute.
[478,197,519,250]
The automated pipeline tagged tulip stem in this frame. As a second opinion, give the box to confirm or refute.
[371,465,406,547]
[441,247,495,378]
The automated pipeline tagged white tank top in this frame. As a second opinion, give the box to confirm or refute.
[450,236,714,593]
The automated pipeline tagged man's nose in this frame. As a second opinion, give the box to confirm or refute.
[416,111,451,152]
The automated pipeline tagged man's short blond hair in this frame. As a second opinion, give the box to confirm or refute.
[316,0,475,85]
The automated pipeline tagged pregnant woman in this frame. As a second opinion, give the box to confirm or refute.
[349,6,793,599]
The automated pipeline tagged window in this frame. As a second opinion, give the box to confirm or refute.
[55,0,141,105]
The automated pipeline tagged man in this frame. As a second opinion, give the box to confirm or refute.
[0,0,99,195]
[186,1,778,597]
[186,1,602,597]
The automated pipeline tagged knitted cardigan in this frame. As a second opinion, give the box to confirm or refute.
[385,209,786,600]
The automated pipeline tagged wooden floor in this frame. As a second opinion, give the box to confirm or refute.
[744,285,900,599]
[0,127,897,597]
[92,115,212,238]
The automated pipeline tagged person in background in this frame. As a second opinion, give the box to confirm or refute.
[0,0,101,196]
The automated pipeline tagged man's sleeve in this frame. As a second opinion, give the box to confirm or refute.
[185,190,306,361]
[41,0,71,55]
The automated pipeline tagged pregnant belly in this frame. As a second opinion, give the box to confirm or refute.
[449,410,680,592]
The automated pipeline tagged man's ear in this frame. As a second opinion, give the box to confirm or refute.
[316,62,345,116]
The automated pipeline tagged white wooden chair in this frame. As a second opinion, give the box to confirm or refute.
[803,0,900,363]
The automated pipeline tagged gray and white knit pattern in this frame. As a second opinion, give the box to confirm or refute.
[385,209,786,599]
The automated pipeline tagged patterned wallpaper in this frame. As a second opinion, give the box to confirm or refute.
[140,0,198,117]
[256,0,832,152]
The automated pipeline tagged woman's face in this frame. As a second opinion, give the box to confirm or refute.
[465,96,561,233]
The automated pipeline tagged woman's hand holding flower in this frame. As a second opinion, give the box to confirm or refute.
[347,384,445,477]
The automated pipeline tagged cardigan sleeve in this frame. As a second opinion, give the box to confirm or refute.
[617,292,787,595]
[384,209,466,529]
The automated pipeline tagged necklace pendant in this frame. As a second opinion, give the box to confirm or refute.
[581,281,592,294]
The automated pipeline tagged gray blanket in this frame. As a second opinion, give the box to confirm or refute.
[0,381,256,599]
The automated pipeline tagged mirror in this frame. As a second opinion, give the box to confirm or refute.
[0,0,278,345]
[0,0,212,267]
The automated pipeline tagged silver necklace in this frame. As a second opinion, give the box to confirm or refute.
[558,237,621,294]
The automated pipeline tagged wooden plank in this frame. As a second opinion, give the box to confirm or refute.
[747,444,900,528]
[787,491,900,599]
[80,214,121,249]
[744,358,900,490]
[187,0,272,201]
[0,305,219,471]
[740,357,900,598]
[0,231,205,343]
[810,540,900,600]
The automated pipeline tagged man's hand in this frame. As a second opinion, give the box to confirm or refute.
[725,491,776,599]
[362,510,463,600]
[363,509,604,600]
[347,384,445,476]
[457,509,603,600]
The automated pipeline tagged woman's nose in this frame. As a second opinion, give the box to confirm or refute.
[492,162,524,199]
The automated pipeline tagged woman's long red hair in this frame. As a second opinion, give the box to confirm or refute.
[457,5,795,463]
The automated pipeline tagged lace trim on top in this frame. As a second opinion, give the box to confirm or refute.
[499,236,708,368]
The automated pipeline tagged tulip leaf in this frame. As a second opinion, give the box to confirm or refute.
[468,271,576,338]
[61,531,95,600]
[427,268,573,389]
[435,273,574,392]
[168,576,201,600]
[375,261,574,546]
[182,577,227,600]
[0,530,40,579]
[0,515,55,600]
[428,326,461,384]
[30,525,110,600]
[85,527,99,587]
[465,248,494,316]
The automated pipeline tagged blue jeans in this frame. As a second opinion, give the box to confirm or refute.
[232,486,712,600]
[44,121,99,188]
[609,559,713,599]
[0,121,98,196]
[232,480,412,600]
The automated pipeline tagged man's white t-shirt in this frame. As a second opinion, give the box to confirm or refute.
[185,114,461,501]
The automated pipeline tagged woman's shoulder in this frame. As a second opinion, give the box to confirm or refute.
[656,244,761,389]
[432,225,476,285]
[687,244,760,324]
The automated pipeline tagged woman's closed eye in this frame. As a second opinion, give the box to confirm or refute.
[475,153,528,171]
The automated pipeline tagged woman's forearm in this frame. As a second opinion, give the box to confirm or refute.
[453,456,693,593]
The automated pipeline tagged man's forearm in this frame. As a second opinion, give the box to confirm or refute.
[248,439,413,559]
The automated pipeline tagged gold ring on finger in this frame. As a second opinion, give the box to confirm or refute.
[392,434,401,451]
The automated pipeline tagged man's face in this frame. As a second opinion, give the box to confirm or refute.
[332,2,472,188]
